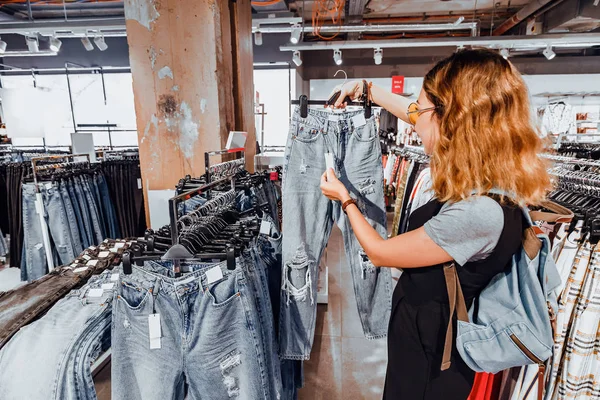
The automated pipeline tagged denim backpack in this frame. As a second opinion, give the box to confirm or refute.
[441,198,573,389]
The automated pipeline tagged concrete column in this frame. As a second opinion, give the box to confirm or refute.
[124,0,255,227]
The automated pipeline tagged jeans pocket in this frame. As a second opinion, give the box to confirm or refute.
[353,121,377,142]
[117,280,151,310]
[292,123,321,143]
[206,276,241,307]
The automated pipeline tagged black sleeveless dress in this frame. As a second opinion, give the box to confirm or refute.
[383,197,523,400]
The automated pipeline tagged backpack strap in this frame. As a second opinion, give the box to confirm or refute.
[529,200,574,224]
[441,262,469,371]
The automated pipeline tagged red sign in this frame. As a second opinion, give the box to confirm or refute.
[392,76,405,94]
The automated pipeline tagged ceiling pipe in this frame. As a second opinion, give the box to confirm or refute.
[254,22,479,36]
[364,12,514,24]
[492,0,556,36]
[280,32,600,51]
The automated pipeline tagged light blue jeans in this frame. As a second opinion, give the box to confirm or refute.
[279,107,392,360]
[111,259,277,400]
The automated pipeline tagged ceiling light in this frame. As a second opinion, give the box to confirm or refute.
[290,24,302,44]
[81,36,94,51]
[374,48,383,65]
[292,50,302,67]
[26,36,39,52]
[500,48,510,59]
[543,44,556,60]
[0,37,6,54]
[94,34,108,51]
[454,16,465,25]
[333,49,342,65]
[49,36,62,52]
[254,31,263,46]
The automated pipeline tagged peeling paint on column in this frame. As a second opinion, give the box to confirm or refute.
[148,46,157,70]
[178,102,199,159]
[172,85,179,92]
[143,114,160,171]
[158,66,173,80]
[124,0,160,31]
[200,98,207,114]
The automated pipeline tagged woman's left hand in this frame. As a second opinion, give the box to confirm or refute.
[320,168,351,202]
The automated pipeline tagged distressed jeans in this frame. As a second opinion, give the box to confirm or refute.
[279,108,392,360]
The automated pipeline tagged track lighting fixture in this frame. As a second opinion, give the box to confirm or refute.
[49,36,62,52]
[94,34,108,51]
[543,44,556,60]
[254,31,263,46]
[81,36,94,51]
[374,48,383,65]
[26,36,39,52]
[292,50,302,67]
[0,37,6,54]
[333,49,342,65]
[290,24,302,44]
[500,48,509,59]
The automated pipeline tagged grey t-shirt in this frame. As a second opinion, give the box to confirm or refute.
[423,196,505,266]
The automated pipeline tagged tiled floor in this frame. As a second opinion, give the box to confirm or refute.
[298,226,389,400]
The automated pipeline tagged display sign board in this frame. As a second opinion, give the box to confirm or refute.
[392,76,405,94]
[226,131,248,152]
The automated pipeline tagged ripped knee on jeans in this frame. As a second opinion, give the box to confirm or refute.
[282,244,314,305]
[220,350,242,398]
[359,249,376,279]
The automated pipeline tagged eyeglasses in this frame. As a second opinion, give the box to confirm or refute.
[406,102,437,125]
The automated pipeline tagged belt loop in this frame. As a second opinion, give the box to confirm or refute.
[151,278,161,314]
[323,117,329,134]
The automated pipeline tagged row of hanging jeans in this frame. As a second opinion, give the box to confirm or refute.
[0,227,7,257]
[0,162,31,269]
[21,168,120,282]
[0,240,131,400]
[111,170,301,400]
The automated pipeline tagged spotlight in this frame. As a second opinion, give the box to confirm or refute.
[500,48,510,59]
[81,36,94,51]
[94,34,108,51]
[454,16,465,25]
[290,24,302,44]
[543,44,556,60]
[254,31,263,46]
[374,48,383,65]
[292,50,302,67]
[0,37,6,54]
[26,36,39,52]
[333,49,342,65]
[49,36,62,52]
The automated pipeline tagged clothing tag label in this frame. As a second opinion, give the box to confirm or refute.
[115,242,125,249]
[45,182,53,190]
[83,254,92,260]
[73,266,89,273]
[110,248,118,253]
[324,152,335,171]
[270,171,278,181]
[103,239,109,243]
[101,282,115,290]
[88,288,104,297]
[34,199,43,215]
[137,178,142,190]
[86,259,99,267]
[148,314,162,349]
[352,113,367,128]
[98,251,110,258]
[90,246,97,250]
[260,220,271,236]
[70,263,79,268]
[110,273,119,282]
[206,266,224,285]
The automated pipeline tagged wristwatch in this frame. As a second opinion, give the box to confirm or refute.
[342,198,357,214]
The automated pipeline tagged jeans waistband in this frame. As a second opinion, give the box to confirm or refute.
[127,257,247,297]
[291,106,373,131]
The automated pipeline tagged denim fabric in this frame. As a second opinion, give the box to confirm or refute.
[178,195,208,217]
[280,107,392,360]
[43,182,77,266]
[90,175,107,238]
[97,174,120,239]
[0,229,7,257]
[112,258,276,400]
[71,178,94,249]
[21,184,47,281]
[59,180,84,256]
[78,175,104,244]
[0,271,115,400]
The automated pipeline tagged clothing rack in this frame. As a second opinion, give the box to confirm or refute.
[31,154,91,273]
[204,149,244,183]
[541,153,600,168]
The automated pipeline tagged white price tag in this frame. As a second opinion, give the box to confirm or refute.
[260,220,271,236]
[83,254,92,261]
[101,283,115,290]
[115,242,125,249]
[45,182,53,190]
[324,152,334,171]
[148,314,162,349]
[88,288,104,297]
[352,113,367,128]
[86,259,99,267]
[98,251,110,258]
[73,267,89,273]
[90,246,97,250]
[110,248,118,253]
[205,266,224,285]
[137,178,142,189]
[110,273,120,281]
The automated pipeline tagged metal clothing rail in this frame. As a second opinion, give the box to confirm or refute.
[31,153,91,273]
[204,149,244,183]
[541,153,600,168]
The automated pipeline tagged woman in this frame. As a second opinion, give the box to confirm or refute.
[320,49,551,399]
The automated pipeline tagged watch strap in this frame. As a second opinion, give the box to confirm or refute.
[342,198,357,214]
